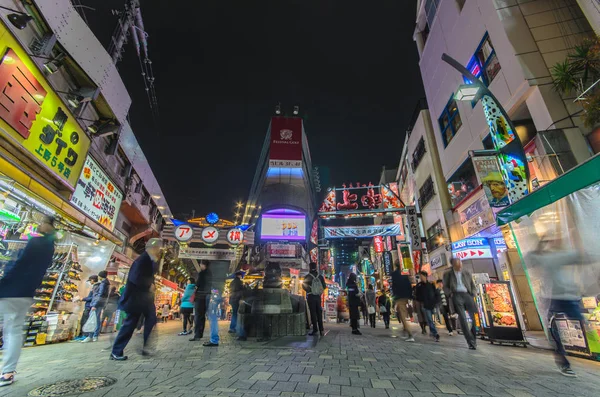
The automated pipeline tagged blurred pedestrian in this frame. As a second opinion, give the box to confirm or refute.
[443,258,477,350]
[361,293,368,326]
[161,303,170,323]
[100,286,120,351]
[391,261,414,341]
[0,215,56,387]
[190,262,212,341]
[414,275,428,335]
[77,275,98,340]
[347,273,362,335]
[366,284,377,328]
[378,289,391,329]
[204,289,222,347]
[418,271,440,342]
[110,238,163,360]
[302,262,326,336]
[83,270,110,343]
[436,279,453,336]
[228,271,244,334]
[179,277,195,335]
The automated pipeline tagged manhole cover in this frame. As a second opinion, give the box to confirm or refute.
[28,376,117,396]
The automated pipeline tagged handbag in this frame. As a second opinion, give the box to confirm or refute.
[379,305,387,313]
[368,306,376,315]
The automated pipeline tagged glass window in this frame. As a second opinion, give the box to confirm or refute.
[438,96,463,147]
[425,0,440,29]
[446,159,479,208]
[464,33,501,87]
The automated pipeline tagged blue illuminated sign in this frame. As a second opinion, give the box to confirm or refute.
[205,212,219,225]
[451,238,488,251]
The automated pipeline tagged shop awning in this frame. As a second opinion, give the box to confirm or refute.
[496,154,600,226]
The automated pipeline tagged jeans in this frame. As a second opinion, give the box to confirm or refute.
[381,312,390,328]
[307,295,323,333]
[208,311,219,344]
[194,295,208,338]
[0,298,31,374]
[423,309,439,337]
[90,308,103,338]
[111,303,157,356]
[548,299,583,368]
[229,302,239,332]
[452,292,478,347]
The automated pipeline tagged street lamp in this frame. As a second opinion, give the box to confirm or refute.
[455,84,481,102]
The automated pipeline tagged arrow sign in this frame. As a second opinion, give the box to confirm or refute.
[478,250,484,256]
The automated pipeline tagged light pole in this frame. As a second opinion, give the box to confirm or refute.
[442,53,530,204]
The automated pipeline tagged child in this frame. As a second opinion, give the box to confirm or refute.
[203,289,222,347]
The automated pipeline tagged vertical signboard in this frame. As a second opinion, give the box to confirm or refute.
[393,214,405,241]
[472,155,509,208]
[406,206,421,251]
[373,236,384,253]
[269,117,303,167]
[382,251,392,276]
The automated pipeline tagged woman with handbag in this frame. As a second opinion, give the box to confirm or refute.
[378,290,391,329]
[366,284,377,328]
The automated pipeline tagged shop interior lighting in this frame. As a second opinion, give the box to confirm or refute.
[43,53,65,75]
[0,6,33,30]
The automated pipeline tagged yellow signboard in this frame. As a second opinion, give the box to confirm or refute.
[0,22,90,189]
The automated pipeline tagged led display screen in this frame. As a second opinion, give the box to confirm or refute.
[261,213,306,241]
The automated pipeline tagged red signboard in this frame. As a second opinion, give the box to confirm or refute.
[269,117,303,167]
[393,214,405,241]
[310,219,318,245]
[373,236,384,253]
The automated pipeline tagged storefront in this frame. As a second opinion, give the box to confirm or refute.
[497,155,600,360]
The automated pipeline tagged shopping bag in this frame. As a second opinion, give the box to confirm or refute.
[379,305,387,313]
[82,313,97,333]
[368,306,376,315]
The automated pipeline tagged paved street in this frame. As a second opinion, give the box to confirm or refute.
[2,320,599,397]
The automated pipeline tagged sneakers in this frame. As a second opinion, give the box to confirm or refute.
[308,331,319,336]
[178,331,188,336]
[351,329,362,335]
[435,334,440,342]
[468,344,477,350]
[109,353,127,361]
[92,337,98,342]
[189,337,202,341]
[448,331,454,336]
[404,336,415,342]
[203,342,219,347]
[0,372,15,387]
[81,337,92,343]
[559,366,577,377]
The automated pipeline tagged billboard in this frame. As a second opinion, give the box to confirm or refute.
[472,156,509,208]
[261,213,306,241]
[71,156,123,231]
[269,117,303,168]
[324,224,401,239]
[0,25,91,189]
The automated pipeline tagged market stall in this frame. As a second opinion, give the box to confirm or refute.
[496,155,600,359]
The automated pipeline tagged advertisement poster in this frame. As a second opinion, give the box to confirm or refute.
[269,117,302,167]
[71,156,123,231]
[261,214,306,240]
[412,250,422,273]
[556,319,589,353]
[0,29,91,189]
[473,156,509,208]
[324,224,401,239]
[406,206,421,251]
[458,196,496,237]
[268,244,297,258]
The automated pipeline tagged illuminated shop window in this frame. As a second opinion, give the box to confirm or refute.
[438,95,462,147]
[464,33,501,87]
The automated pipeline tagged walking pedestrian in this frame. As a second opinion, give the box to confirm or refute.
[228,271,244,334]
[443,258,478,350]
[418,271,440,342]
[366,284,377,328]
[190,262,212,341]
[0,214,56,387]
[83,270,110,342]
[204,289,222,347]
[161,303,170,323]
[361,293,369,326]
[179,277,195,335]
[436,279,454,335]
[347,273,362,335]
[100,286,120,350]
[378,289,391,329]
[302,262,326,336]
[110,238,163,360]
[414,275,428,335]
[77,275,98,340]
[391,261,414,341]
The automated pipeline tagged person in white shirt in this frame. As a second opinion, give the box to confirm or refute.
[443,259,477,350]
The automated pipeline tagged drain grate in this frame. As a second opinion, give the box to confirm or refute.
[28,376,117,396]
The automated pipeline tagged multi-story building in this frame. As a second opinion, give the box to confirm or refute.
[412,0,597,330]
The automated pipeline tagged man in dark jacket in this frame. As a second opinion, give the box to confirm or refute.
[190,262,212,341]
[228,271,244,334]
[443,258,478,350]
[417,271,440,342]
[413,275,428,335]
[110,238,163,360]
[0,214,56,387]
[302,262,327,336]
[83,270,110,342]
[390,261,414,341]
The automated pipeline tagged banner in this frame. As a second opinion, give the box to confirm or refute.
[0,24,91,189]
[406,206,421,251]
[324,224,401,239]
[269,117,302,167]
[472,156,509,208]
[178,247,236,260]
[70,156,123,231]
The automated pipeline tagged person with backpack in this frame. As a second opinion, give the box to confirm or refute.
[302,262,326,336]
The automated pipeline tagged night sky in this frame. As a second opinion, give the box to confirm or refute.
[82,1,424,220]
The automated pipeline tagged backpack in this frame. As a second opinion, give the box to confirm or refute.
[310,274,324,295]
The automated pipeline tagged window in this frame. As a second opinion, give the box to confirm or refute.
[438,95,462,146]
[482,134,494,150]
[418,176,435,209]
[464,33,501,87]
[411,137,427,171]
[425,0,440,29]
[426,221,445,252]
[446,159,479,208]
[456,0,466,11]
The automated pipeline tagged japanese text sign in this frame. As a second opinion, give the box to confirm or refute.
[226,228,244,245]
[174,224,194,242]
[70,156,123,231]
[382,251,392,276]
[323,224,401,239]
[0,24,90,189]
[406,206,421,252]
[373,236,384,253]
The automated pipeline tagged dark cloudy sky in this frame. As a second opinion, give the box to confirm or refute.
[82,1,424,220]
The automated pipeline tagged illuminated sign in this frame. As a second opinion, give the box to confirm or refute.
[0,24,90,189]
[406,206,421,252]
[382,251,392,276]
[473,156,509,208]
[451,238,493,260]
[205,212,219,225]
[261,213,306,241]
[174,224,194,242]
[201,226,219,244]
[269,117,302,168]
[373,236,384,253]
[226,228,244,245]
[179,247,236,260]
[268,243,296,258]
[70,156,123,231]
[324,224,402,239]
[310,219,318,245]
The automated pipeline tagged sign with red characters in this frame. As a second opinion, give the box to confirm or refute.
[373,236,384,253]
[269,117,303,168]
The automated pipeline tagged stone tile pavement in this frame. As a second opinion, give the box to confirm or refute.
[1,319,599,397]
